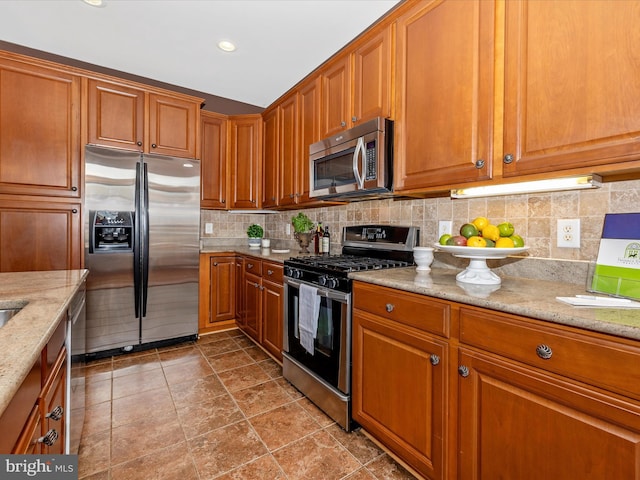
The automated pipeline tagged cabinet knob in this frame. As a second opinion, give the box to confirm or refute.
[38,429,59,447]
[45,405,64,421]
[289,194,294,198]
[341,121,346,127]
[430,354,440,366]
[222,199,225,204]
[352,116,357,122]
[503,153,514,164]
[151,143,157,149]
[475,159,485,169]
[458,365,470,377]
[247,263,253,269]
[137,141,143,147]
[385,303,394,312]
[71,186,78,191]
[536,344,553,360]
[254,282,259,288]
[213,262,218,266]
[72,209,78,214]
[267,269,273,275]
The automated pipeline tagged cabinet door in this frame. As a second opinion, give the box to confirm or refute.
[352,308,447,479]
[87,78,145,151]
[235,257,245,328]
[200,112,228,209]
[229,115,262,209]
[321,54,352,138]
[210,257,236,324]
[0,57,81,198]
[0,199,81,272]
[297,77,321,204]
[262,107,279,208]
[458,348,640,480]
[148,93,199,158]
[12,406,42,455]
[502,1,640,176]
[278,93,299,206]
[41,348,66,455]
[352,25,393,125]
[243,272,262,341]
[394,0,494,192]
[262,279,283,361]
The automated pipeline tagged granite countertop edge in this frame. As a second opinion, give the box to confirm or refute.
[0,269,89,417]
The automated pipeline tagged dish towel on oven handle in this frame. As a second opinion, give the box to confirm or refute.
[299,283,321,355]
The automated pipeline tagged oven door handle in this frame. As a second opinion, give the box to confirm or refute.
[285,278,350,303]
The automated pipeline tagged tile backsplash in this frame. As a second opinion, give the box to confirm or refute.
[200,179,640,262]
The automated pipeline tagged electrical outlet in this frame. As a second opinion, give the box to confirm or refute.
[204,222,213,234]
[557,219,580,248]
[438,221,453,238]
[285,224,291,235]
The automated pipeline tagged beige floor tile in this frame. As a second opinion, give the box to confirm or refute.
[162,355,214,385]
[110,442,198,480]
[297,397,336,428]
[158,344,201,366]
[215,454,286,480]
[188,420,268,478]
[244,345,270,362]
[82,402,111,437]
[232,380,294,417]
[176,392,245,439]
[257,358,283,379]
[111,367,167,400]
[327,424,384,464]
[78,430,110,479]
[217,363,271,392]
[199,338,242,357]
[112,351,161,378]
[208,348,255,372]
[111,386,174,427]
[169,373,227,409]
[249,402,321,451]
[272,429,361,480]
[85,378,112,407]
[364,454,418,480]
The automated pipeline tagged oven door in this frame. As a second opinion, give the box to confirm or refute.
[283,277,351,395]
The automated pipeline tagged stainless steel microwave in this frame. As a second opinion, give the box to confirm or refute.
[309,117,393,200]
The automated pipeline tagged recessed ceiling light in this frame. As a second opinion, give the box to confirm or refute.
[82,0,106,7]
[217,40,236,53]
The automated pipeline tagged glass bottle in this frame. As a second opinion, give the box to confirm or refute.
[322,225,330,255]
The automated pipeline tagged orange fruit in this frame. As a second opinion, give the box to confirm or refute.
[467,236,487,248]
[482,224,500,242]
[495,237,515,248]
[498,222,515,237]
[472,216,489,232]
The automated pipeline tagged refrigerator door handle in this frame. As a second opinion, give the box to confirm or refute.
[141,161,150,317]
[134,160,143,318]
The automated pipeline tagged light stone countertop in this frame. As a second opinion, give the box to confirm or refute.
[349,267,640,342]
[0,269,88,417]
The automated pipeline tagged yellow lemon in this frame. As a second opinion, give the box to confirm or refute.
[482,224,500,242]
[472,216,489,232]
[467,236,487,248]
[495,237,515,248]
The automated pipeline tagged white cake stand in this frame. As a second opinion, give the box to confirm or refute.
[434,244,529,285]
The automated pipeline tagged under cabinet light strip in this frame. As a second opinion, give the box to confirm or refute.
[451,175,602,198]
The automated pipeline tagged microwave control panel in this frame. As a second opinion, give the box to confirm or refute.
[365,140,377,180]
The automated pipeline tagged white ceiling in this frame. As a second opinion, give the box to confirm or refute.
[0,0,401,109]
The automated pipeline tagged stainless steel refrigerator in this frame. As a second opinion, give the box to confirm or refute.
[84,145,200,357]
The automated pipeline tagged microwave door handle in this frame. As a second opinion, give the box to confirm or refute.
[352,136,366,189]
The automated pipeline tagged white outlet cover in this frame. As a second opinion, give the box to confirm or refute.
[438,220,453,237]
[205,222,213,234]
[557,219,580,248]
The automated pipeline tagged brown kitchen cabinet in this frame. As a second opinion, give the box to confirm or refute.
[0,199,82,272]
[458,306,640,479]
[501,0,640,177]
[198,253,237,334]
[236,257,284,361]
[0,53,81,199]
[262,106,280,208]
[200,111,229,209]
[393,0,495,193]
[296,76,322,204]
[87,76,201,158]
[228,115,262,209]
[352,281,450,480]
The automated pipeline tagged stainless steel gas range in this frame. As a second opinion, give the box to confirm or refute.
[282,225,420,431]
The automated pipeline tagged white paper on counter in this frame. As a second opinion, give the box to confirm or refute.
[556,296,640,308]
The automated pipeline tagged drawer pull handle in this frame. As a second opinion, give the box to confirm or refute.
[38,429,59,447]
[536,344,553,360]
[430,354,440,366]
[385,303,394,312]
[46,405,64,421]
[247,263,254,269]
[458,365,470,377]
[267,269,273,275]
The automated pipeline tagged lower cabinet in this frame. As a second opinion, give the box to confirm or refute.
[352,280,640,480]
[198,253,237,334]
[237,256,284,361]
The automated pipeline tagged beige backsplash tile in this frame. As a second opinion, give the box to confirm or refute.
[200,179,640,263]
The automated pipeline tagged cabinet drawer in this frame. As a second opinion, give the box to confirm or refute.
[244,258,262,276]
[353,282,449,337]
[459,307,640,400]
[262,262,283,284]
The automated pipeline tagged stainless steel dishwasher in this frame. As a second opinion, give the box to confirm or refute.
[66,281,86,454]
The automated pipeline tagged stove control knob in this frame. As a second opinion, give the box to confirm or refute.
[318,275,328,286]
[327,277,339,289]
[284,267,302,279]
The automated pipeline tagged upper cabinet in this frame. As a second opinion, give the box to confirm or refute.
[297,77,322,204]
[200,111,228,209]
[0,54,81,198]
[501,0,640,177]
[87,77,201,158]
[320,23,394,139]
[393,0,495,193]
[229,114,262,209]
[262,105,280,208]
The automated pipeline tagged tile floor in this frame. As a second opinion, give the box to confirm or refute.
[77,329,419,480]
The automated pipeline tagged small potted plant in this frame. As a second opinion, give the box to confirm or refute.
[246,224,264,249]
[291,213,315,253]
